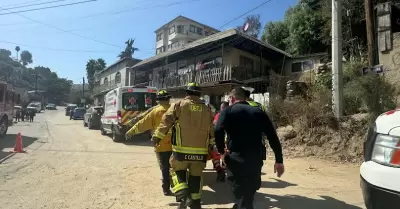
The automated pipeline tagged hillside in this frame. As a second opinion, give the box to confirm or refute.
[0,48,72,105]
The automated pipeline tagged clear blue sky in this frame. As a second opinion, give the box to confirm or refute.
[0,0,297,84]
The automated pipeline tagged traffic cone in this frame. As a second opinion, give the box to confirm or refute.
[14,133,25,153]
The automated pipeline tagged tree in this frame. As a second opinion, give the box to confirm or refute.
[86,58,106,91]
[20,50,33,66]
[262,21,289,50]
[15,46,20,61]
[118,39,139,59]
[237,14,262,38]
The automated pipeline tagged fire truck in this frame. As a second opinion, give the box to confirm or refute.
[0,81,17,137]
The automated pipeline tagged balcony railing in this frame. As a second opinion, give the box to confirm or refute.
[149,66,234,89]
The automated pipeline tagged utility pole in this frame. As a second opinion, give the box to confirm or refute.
[332,0,344,119]
[82,77,85,98]
[364,0,375,66]
[34,73,38,95]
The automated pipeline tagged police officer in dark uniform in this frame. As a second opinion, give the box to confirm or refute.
[214,87,284,209]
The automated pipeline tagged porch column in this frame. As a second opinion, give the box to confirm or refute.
[259,51,263,77]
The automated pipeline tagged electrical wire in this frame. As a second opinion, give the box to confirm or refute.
[218,0,273,29]
[0,3,122,48]
[0,0,70,11]
[0,40,116,53]
[0,0,97,16]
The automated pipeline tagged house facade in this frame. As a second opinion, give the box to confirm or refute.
[92,57,141,105]
[155,16,219,55]
[132,29,292,108]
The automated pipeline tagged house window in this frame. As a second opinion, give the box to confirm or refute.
[104,77,108,85]
[156,33,163,41]
[169,25,175,34]
[239,56,254,71]
[190,25,196,33]
[171,41,178,48]
[205,31,209,36]
[196,27,203,35]
[177,25,184,34]
[291,62,302,73]
[115,72,121,83]
[156,46,164,54]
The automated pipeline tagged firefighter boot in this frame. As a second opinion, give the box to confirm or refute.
[189,199,202,209]
[163,187,173,196]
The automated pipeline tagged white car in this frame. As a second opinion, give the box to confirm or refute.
[360,109,400,209]
[28,103,41,113]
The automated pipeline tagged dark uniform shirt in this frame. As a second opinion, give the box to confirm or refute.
[214,101,283,163]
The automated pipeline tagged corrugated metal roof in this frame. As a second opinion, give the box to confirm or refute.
[132,29,292,69]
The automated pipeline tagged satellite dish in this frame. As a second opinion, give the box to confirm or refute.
[243,22,249,31]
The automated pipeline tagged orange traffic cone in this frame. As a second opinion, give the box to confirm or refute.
[14,132,25,153]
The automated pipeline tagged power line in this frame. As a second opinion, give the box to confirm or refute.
[0,0,97,16]
[0,40,156,53]
[0,0,70,11]
[0,4,122,48]
[0,40,116,53]
[218,0,273,29]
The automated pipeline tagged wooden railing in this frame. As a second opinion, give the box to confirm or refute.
[149,66,234,89]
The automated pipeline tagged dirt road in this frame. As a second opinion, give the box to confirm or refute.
[0,109,366,209]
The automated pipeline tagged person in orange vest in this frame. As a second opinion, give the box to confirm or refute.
[125,90,174,196]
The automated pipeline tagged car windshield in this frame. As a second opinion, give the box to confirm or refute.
[122,92,157,111]
[29,104,38,107]
[74,108,85,112]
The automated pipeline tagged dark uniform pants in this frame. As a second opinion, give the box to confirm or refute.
[156,151,172,190]
[170,154,206,204]
[225,152,263,209]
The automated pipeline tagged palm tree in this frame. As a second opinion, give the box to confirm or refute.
[118,38,139,59]
[15,46,20,61]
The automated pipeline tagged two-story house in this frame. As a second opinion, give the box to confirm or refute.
[131,28,294,107]
[92,57,141,105]
[155,15,219,55]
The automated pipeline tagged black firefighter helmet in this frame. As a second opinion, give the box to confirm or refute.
[156,90,171,100]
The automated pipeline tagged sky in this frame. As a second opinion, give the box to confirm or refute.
[0,0,297,84]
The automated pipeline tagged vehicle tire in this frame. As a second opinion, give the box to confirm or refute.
[112,126,123,142]
[0,116,8,138]
[100,124,107,135]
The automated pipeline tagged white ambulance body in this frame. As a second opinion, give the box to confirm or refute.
[100,85,157,142]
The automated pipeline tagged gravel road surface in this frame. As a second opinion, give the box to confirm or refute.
[0,109,366,209]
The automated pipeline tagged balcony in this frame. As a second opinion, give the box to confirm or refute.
[93,80,124,95]
[150,66,236,89]
[169,30,190,42]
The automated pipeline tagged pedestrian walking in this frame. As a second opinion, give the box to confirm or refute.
[15,109,20,122]
[21,109,25,122]
[152,82,215,209]
[29,110,36,122]
[214,87,284,209]
[125,90,173,196]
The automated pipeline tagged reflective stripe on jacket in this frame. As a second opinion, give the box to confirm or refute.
[153,96,215,162]
[126,103,172,152]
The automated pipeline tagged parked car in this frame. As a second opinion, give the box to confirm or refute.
[45,103,57,110]
[360,109,400,209]
[28,103,41,113]
[83,106,104,129]
[70,107,86,120]
[65,104,77,116]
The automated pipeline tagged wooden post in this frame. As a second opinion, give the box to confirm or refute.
[364,0,376,66]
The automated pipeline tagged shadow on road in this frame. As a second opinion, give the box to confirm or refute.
[0,134,38,163]
[121,132,153,147]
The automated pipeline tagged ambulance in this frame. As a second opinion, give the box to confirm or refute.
[361,109,400,209]
[100,85,157,142]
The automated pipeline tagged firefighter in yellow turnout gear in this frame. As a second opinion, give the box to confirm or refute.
[153,83,216,209]
[125,90,174,196]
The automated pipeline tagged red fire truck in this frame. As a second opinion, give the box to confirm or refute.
[0,81,17,137]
